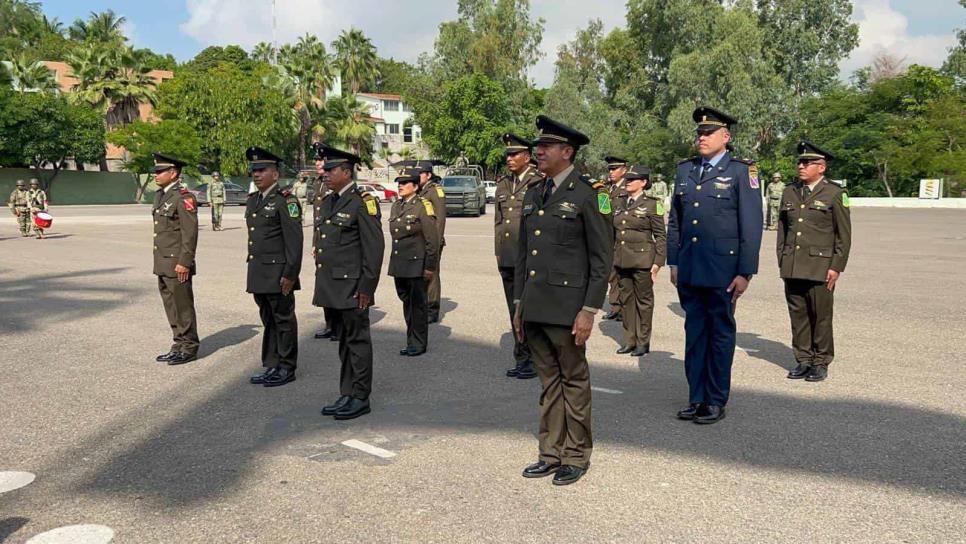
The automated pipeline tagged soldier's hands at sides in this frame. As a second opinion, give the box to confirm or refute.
[826,269,840,292]
[174,264,190,284]
[727,275,750,304]
[650,264,661,283]
[280,277,295,296]
[355,292,371,309]
[513,305,525,343]
[423,269,434,281]
[669,265,678,286]
[572,310,595,346]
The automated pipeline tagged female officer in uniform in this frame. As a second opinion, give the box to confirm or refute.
[612,165,666,357]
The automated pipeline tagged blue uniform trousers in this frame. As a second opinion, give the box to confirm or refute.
[677,283,735,406]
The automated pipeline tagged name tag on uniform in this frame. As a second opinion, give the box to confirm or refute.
[523,203,534,213]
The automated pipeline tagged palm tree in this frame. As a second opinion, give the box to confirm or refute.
[67,45,157,128]
[266,34,337,167]
[2,54,57,94]
[69,10,126,44]
[332,28,379,94]
[251,41,274,63]
[42,15,64,36]
[327,94,376,158]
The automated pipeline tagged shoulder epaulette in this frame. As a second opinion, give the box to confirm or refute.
[678,156,698,165]
[179,187,191,195]
[732,157,755,166]
[361,191,376,201]
[280,188,293,197]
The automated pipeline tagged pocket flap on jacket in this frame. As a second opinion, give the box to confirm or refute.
[331,266,360,279]
[713,238,739,256]
[547,270,585,288]
[809,246,833,257]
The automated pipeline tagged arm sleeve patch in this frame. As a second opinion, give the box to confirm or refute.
[749,165,760,189]
[366,198,378,216]
[656,201,665,216]
[435,186,445,198]
[287,202,300,218]
[183,197,197,213]
[842,193,850,208]
[597,192,612,214]
[423,198,436,217]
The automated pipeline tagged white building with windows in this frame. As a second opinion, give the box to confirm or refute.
[356,93,425,158]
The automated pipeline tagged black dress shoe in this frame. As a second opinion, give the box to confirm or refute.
[155,351,176,362]
[405,348,426,357]
[631,344,650,357]
[787,363,811,379]
[616,345,635,355]
[694,405,726,424]
[428,314,439,324]
[522,461,560,478]
[805,365,828,382]
[334,397,371,420]
[263,367,296,387]
[314,328,333,339]
[329,335,338,342]
[400,347,412,356]
[552,465,587,486]
[676,403,702,420]
[167,352,197,365]
[603,311,619,320]
[516,360,537,380]
[321,395,350,416]
[505,362,521,378]
[250,367,278,385]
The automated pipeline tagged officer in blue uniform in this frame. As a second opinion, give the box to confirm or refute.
[667,107,763,424]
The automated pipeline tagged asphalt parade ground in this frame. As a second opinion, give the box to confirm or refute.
[1,204,964,543]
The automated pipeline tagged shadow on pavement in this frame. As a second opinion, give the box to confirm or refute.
[737,332,795,371]
[198,325,260,359]
[0,267,134,333]
[0,517,30,543]
[58,333,966,508]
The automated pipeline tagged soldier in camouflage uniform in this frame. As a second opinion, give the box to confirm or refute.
[27,179,48,239]
[646,173,669,214]
[207,172,226,231]
[766,172,785,230]
[7,180,30,236]
[293,174,309,226]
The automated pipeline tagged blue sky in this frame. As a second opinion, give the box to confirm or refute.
[41,0,964,86]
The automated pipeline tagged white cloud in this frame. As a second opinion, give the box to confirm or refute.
[840,0,957,75]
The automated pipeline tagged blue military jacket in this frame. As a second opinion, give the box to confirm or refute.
[667,153,763,288]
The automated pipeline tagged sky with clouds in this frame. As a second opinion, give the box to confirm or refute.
[42,0,963,86]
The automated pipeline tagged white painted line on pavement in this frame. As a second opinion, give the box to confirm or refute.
[341,439,397,459]
[737,346,760,353]
[0,471,35,494]
[592,386,623,395]
[26,524,114,544]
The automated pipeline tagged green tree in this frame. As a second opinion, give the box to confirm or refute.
[68,9,126,45]
[2,53,57,93]
[371,57,416,94]
[183,45,254,73]
[251,41,273,63]
[67,44,159,135]
[156,63,294,176]
[942,0,966,85]
[321,94,377,162]
[107,119,203,200]
[333,28,379,94]
[0,91,104,194]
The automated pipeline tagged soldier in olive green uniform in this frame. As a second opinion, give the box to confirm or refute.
[293,175,309,226]
[244,147,304,388]
[495,133,544,380]
[207,172,226,231]
[27,179,48,239]
[151,153,201,365]
[7,180,30,236]
[416,161,446,323]
[603,156,629,321]
[766,172,785,230]
[309,144,339,342]
[612,165,666,357]
[515,116,613,486]
[389,170,440,356]
[778,142,851,382]
[314,147,385,420]
[646,173,669,213]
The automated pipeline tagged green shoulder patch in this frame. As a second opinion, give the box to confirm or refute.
[287,202,300,218]
[597,192,612,214]
[656,201,665,216]
[842,193,850,208]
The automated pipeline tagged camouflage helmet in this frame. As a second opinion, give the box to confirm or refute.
[15,179,25,186]
[30,178,39,186]
[772,172,782,180]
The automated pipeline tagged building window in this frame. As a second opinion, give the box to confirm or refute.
[403,127,413,143]
[388,124,400,135]
[383,100,400,111]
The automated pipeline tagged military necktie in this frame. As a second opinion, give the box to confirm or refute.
[541,178,554,205]
[256,193,263,207]
[702,162,713,177]
[802,185,811,201]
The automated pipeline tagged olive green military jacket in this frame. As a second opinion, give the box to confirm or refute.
[418,179,446,246]
[514,169,614,326]
[612,194,667,270]
[388,196,439,278]
[207,180,226,204]
[8,188,29,209]
[777,178,852,282]
[245,185,303,294]
[312,185,385,309]
[152,184,199,277]
[609,178,628,202]
[494,167,544,267]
